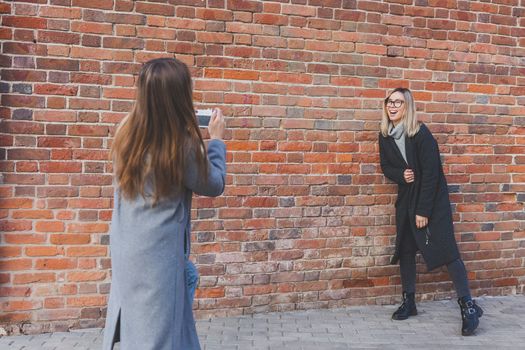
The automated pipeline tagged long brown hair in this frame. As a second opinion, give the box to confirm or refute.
[111,58,207,203]
[380,87,420,137]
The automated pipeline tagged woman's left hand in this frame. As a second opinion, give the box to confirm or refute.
[208,108,225,140]
[415,215,428,229]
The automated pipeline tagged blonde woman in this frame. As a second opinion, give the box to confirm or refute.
[378,88,483,336]
[103,58,226,350]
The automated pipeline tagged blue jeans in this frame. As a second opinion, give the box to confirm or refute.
[185,259,199,303]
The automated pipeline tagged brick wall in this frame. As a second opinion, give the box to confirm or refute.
[1,0,524,334]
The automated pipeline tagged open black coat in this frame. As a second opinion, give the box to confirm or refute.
[379,123,460,271]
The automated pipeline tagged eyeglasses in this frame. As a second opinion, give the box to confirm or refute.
[385,99,405,108]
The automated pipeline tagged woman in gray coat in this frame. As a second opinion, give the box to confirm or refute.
[378,88,483,336]
[103,58,226,350]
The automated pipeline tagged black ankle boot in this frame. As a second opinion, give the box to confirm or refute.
[392,292,417,320]
[458,296,482,336]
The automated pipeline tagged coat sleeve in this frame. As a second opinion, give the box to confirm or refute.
[415,126,440,218]
[184,139,227,197]
[378,134,407,185]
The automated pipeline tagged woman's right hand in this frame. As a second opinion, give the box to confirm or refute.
[404,169,414,183]
[208,108,225,140]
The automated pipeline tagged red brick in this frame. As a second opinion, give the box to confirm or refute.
[103,37,144,49]
[3,16,47,29]
[102,87,135,99]
[195,287,225,298]
[40,6,81,18]
[44,297,64,309]
[244,197,278,207]
[35,143,73,157]
[39,162,82,173]
[7,149,49,160]
[196,8,233,21]
[38,31,80,45]
[26,246,63,257]
[271,250,304,260]
[216,208,251,219]
[34,84,79,96]
[2,95,45,108]
[0,198,33,209]
[71,0,113,10]
[105,12,145,25]
[197,32,233,44]
[50,234,91,245]
[69,98,111,110]
[67,295,106,307]
[35,221,65,232]
[67,271,106,282]
[136,2,175,16]
[2,69,46,81]
[12,210,53,219]
[0,312,32,323]
[66,223,108,233]
[0,246,22,257]
[13,273,56,284]
[0,2,11,13]
[15,161,37,172]
[47,96,67,109]
[67,125,109,136]
[4,233,46,244]
[115,1,134,11]
[71,21,112,34]
[34,111,77,123]
[227,0,262,12]
[35,258,77,270]
[66,246,107,256]
[0,259,33,271]
[37,58,79,71]
[243,285,274,296]
[36,309,79,321]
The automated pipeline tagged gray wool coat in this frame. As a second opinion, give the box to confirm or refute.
[102,139,226,350]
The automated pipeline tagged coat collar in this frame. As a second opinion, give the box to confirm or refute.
[387,135,409,167]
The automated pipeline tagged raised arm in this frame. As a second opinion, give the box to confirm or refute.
[184,139,226,197]
[184,108,226,197]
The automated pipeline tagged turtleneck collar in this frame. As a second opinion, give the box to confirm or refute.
[388,122,405,140]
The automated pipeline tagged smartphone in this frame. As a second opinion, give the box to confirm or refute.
[196,109,213,127]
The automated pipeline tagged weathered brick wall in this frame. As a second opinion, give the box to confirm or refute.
[1,0,524,334]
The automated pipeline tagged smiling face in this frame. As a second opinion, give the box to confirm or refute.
[385,91,406,126]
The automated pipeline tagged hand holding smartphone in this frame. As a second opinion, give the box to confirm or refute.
[207,108,225,140]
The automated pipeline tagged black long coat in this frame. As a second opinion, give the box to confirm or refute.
[379,123,460,271]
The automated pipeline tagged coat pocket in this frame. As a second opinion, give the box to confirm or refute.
[424,227,431,245]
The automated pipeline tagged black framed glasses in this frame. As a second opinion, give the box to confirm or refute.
[385,99,404,108]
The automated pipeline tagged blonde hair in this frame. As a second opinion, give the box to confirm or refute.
[111,58,207,204]
[380,88,420,137]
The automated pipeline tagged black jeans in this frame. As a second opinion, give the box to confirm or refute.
[399,224,471,298]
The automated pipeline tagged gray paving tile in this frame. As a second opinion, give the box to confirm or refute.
[0,295,523,349]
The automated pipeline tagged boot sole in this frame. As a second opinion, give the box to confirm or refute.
[462,324,478,336]
[461,318,480,336]
[392,310,417,320]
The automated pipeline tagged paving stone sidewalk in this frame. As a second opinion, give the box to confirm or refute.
[0,295,523,350]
